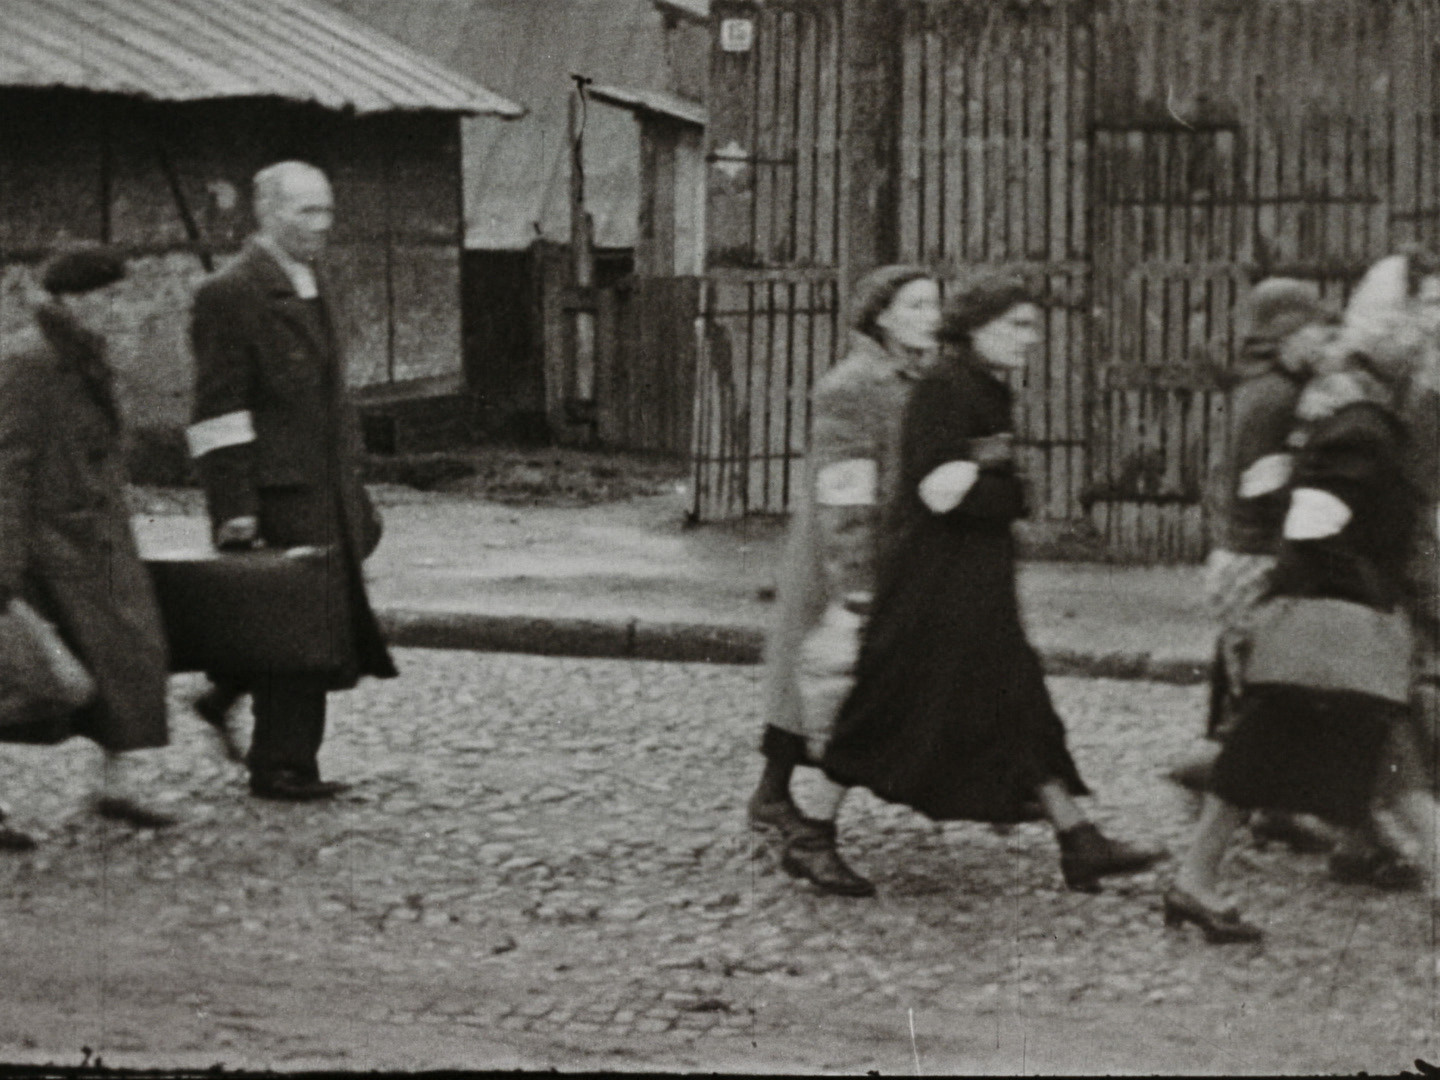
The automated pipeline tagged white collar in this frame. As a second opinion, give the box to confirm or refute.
[254,235,318,299]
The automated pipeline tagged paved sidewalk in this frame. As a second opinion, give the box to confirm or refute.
[133,489,1214,683]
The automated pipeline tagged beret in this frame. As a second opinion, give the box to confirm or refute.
[1238,278,1329,345]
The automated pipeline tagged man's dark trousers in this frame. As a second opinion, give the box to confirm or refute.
[248,673,330,780]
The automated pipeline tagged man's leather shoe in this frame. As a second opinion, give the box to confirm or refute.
[249,771,350,801]
[94,795,179,829]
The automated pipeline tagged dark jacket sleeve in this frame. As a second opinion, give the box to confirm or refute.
[903,374,1025,522]
[1289,407,1392,510]
[189,280,259,529]
[1218,373,1301,554]
[0,347,43,596]
[1273,404,1410,607]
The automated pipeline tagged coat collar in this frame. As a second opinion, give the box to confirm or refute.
[235,238,333,357]
[237,237,304,298]
[846,330,933,382]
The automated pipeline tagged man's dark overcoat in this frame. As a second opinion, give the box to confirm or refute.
[189,241,395,687]
[0,304,169,749]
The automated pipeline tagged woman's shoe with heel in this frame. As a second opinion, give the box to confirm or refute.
[1162,886,1262,944]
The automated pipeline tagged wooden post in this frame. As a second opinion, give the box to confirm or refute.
[839,0,904,294]
[568,80,598,419]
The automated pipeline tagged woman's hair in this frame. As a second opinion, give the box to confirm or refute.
[850,264,933,340]
[938,272,1041,346]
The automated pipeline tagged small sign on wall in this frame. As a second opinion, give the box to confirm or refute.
[720,18,753,52]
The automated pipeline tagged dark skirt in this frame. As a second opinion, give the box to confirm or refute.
[822,523,1087,823]
[1209,685,1401,827]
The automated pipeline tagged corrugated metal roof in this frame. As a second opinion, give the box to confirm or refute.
[332,0,679,250]
[588,83,705,126]
[0,0,523,116]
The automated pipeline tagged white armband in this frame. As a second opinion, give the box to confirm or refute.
[918,461,981,513]
[1283,487,1352,540]
[1238,453,1293,498]
[815,459,878,507]
[185,410,256,457]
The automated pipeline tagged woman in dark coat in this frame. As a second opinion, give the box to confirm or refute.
[822,274,1164,892]
[1166,328,1432,944]
[0,246,173,846]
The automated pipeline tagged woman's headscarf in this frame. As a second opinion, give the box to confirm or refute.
[1327,252,1439,394]
[850,264,933,342]
[1291,252,1440,420]
[937,272,1039,349]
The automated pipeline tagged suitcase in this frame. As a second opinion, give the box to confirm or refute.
[146,546,350,675]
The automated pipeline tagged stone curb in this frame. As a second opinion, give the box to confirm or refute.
[378,607,1210,684]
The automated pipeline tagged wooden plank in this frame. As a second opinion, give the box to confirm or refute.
[1045,271,1066,519]
[898,2,924,261]
[389,245,462,385]
[793,5,818,265]
[751,7,780,265]
[964,6,988,263]
[594,286,623,446]
[1006,13,1026,262]
[1069,5,1091,260]
[1275,7,1303,265]
[983,10,1006,262]
[815,6,840,267]
[774,7,800,264]
[1417,0,1439,251]
[706,14,759,266]
[1047,5,1070,264]
[1391,1,1419,247]
[923,12,946,263]
[1024,7,1049,262]
[942,8,966,264]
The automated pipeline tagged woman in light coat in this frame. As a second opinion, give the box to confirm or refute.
[0,246,173,846]
[746,265,941,896]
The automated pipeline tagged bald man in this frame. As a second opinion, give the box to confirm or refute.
[187,161,396,801]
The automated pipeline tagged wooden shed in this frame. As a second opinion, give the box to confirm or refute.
[692,0,1440,563]
[330,0,699,443]
[0,0,520,461]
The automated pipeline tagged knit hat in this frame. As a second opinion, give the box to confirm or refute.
[938,271,1040,345]
[851,264,933,340]
[40,244,126,295]
[1237,278,1328,346]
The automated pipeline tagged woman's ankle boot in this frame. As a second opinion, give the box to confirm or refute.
[1059,822,1165,892]
[781,820,875,897]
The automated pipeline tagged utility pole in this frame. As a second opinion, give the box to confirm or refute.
[567,74,597,433]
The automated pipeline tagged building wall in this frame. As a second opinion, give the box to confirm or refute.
[0,90,465,442]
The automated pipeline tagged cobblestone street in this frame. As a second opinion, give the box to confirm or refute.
[3,651,1440,1073]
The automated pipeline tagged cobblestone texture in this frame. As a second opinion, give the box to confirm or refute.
[0,651,1437,1072]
